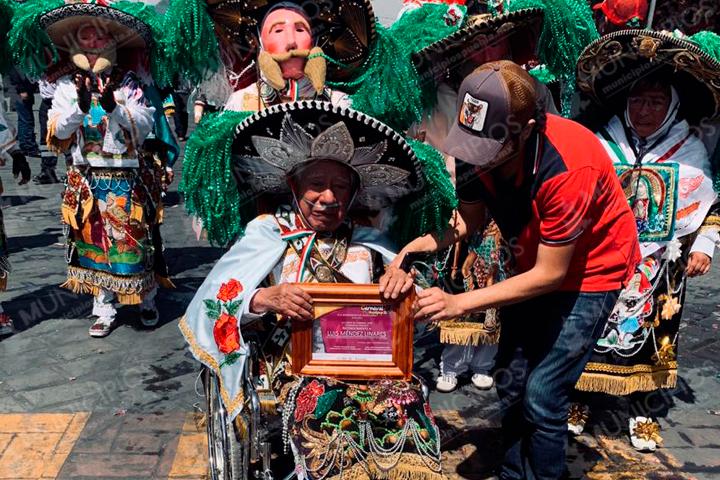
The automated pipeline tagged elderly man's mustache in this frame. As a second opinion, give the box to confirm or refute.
[302,198,341,211]
[258,46,326,94]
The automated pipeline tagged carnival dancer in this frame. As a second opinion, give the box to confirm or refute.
[392,60,641,479]
[9,0,174,337]
[570,29,720,451]
[181,101,448,479]
[217,0,371,112]
[178,0,376,247]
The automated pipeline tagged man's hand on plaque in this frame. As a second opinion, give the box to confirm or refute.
[250,284,314,321]
[413,287,465,322]
[379,265,416,301]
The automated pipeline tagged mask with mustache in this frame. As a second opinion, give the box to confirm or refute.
[257,46,327,94]
[70,43,117,74]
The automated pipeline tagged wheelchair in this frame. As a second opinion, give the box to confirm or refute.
[202,312,434,480]
[203,332,289,480]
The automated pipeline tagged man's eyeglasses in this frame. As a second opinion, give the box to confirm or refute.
[627,96,668,112]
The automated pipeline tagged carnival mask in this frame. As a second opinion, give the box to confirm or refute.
[71,24,117,74]
[258,7,326,93]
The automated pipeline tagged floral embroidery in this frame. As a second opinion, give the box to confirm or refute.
[217,278,243,302]
[213,312,240,354]
[205,278,244,367]
[294,379,325,422]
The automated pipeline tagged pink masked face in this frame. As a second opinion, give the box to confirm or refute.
[76,24,114,68]
[260,8,313,80]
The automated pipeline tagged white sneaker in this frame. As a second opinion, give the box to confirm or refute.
[629,416,662,452]
[568,403,590,435]
[471,373,495,390]
[436,373,458,393]
[89,316,115,338]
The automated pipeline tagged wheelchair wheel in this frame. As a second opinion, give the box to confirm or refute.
[204,368,249,480]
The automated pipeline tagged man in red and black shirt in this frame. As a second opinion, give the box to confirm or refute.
[385,61,640,479]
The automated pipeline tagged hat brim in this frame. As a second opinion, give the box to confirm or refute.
[231,100,422,211]
[444,122,504,166]
[206,0,376,83]
[412,8,544,84]
[40,4,152,51]
[577,29,720,122]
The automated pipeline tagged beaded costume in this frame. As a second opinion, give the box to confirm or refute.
[181,102,447,479]
[575,29,720,396]
[8,0,177,316]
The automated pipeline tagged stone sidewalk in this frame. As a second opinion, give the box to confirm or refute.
[0,144,718,477]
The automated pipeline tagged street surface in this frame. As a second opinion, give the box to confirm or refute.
[0,137,719,479]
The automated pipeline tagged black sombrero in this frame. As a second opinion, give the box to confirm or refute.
[412,8,544,84]
[577,29,720,122]
[39,2,154,52]
[231,101,423,211]
[205,0,376,82]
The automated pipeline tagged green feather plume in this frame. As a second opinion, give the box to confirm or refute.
[111,1,172,87]
[8,0,64,79]
[163,0,220,85]
[8,0,171,83]
[507,0,598,81]
[179,110,254,247]
[688,31,720,192]
[507,0,598,116]
[689,31,720,62]
[391,139,457,245]
[331,4,464,133]
[0,0,14,75]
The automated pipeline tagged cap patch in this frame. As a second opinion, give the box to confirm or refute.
[458,93,489,133]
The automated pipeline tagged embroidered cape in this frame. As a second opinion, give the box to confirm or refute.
[180,207,396,422]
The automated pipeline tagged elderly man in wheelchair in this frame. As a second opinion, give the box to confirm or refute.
[181,102,448,480]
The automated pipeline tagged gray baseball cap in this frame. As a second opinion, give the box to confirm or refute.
[444,60,538,166]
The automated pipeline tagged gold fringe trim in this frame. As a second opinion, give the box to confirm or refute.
[61,266,155,305]
[583,361,677,375]
[46,117,76,154]
[179,316,246,415]
[575,370,677,396]
[439,321,499,346]
[324,453,445,480]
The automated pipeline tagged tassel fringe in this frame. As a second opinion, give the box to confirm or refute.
[326,453,445,480]
[439,321,499,346]
[61,266,156,305]
[575,370,677,396]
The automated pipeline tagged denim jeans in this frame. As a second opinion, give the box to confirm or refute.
[14,97,38,155]
[495,290,620,480]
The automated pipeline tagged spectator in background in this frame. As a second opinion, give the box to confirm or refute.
[172,81,190,141]
[35,77,60,184]
[7,67,40,158]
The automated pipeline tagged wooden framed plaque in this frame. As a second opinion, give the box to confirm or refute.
[290,283,415,381]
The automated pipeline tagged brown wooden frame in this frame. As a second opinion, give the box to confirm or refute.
[291,283,415,381]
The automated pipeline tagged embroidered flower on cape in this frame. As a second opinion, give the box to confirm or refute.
[661,239,682,262]
[217,278,243,302]
[213,313,240,354]
[205,278,245,367]
[294,380,325,422]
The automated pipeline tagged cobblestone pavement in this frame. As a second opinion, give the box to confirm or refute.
[0,144,719,479]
